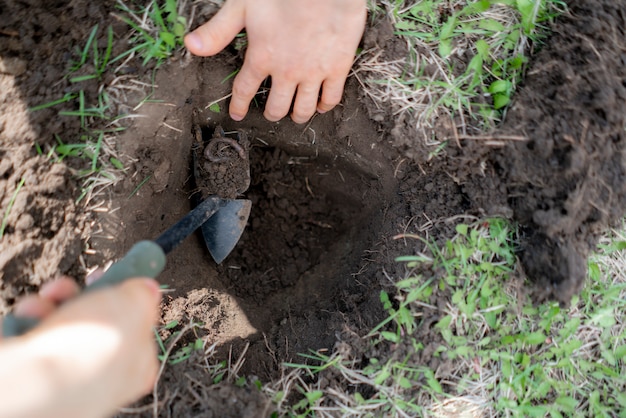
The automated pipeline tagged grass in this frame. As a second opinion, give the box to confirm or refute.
[155,320,204,366]
[114,0,187,66]
[67,24,115,82]
[30,24,124,203]
[28,0,190,203]
[268,219,626,417]
[127,174,153,199]
[0,178,25,240]
[356,0,566,153]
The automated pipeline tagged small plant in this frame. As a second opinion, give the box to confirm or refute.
[155,320,204,365]
[358,0,567,148]
[68,24,115,82]
[115,0,187,66]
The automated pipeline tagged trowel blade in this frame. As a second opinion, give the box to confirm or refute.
[201,199,251,264]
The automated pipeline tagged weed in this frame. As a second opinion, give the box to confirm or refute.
[357,0,566,151]
[155,320,204,365]
[25,20,154,203]
[26,24,123,203]
[57,90,111,129]
[114,0,187,66]
[208,102,221,113]
[127,174,152,199]
[68,24,115,82]
[0,178,26,240]
[28,93,77,112]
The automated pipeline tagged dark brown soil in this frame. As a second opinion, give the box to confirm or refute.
[445,0,626,305]
[192,124,251,200]
[1,0,625,416]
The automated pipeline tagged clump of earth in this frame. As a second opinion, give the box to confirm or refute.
[0,0,624,416]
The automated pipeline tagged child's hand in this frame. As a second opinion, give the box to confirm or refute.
[185,0,366,124]
[0,277,161,418]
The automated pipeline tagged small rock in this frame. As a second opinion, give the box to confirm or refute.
[15,214,34,231]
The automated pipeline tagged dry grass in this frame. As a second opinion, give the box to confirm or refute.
[355,0,563,153]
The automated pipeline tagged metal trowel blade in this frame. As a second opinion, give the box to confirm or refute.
[201,199,251,264]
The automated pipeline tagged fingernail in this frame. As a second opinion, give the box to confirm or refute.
[230,112,244,121]
[316,107,328,114]
[185,33,204,52]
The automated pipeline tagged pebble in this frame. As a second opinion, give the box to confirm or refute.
[15,214,34,231]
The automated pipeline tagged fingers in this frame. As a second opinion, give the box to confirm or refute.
[187,0,359,123]
[22,278,162,416]
[13,297,56,319]
[230,62,268,121]
[39,277,80,303]
[291,83,321,124]
[85,278,161,400]
[291,76,346,124]
[85,268,104,286]
[264,80,298,122]
[184,0,245,57]
[116,278,162,323]
[317,76,346,114]
[12,277,80,319]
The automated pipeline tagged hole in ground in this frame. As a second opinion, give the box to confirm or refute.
[218,146,377,302]
[211,143,394,378]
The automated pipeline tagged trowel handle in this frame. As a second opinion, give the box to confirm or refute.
[2,240,166,338]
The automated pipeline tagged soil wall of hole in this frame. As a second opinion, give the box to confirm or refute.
[85,56,407,383]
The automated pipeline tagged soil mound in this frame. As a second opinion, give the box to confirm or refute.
[456,0,626,304]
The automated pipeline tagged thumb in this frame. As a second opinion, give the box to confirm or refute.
[184,0,245,57]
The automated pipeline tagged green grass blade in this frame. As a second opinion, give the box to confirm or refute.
[128,175,152,199]
[91,131,104,171]
[70,74,99,83]
[29,93,77,111]
[99,26,114,74]
[0,177,26,240]
[74,24,98,71]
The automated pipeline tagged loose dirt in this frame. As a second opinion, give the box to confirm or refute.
[1,0,625,416]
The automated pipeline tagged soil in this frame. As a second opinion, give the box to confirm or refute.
[1,0,625,416]
[449,0,626,304]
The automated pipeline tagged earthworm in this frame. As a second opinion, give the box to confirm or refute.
[204,137,247,162]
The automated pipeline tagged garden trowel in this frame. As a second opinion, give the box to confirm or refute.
[2,193,250,337]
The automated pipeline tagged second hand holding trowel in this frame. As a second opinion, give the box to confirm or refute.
[2,194,249,337]
[3,125,252,337]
